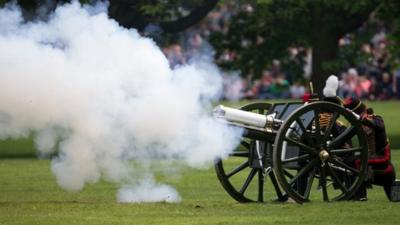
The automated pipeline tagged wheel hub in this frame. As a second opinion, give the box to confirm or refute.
[319,150,330,161]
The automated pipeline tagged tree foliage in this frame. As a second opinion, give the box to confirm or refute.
[1,0,217,34]
[376,0,400,67]
[2,0,400,94]
[210,0,385,94]
[108,0,218,33]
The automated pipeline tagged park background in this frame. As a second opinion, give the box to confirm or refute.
[1,1,400,225]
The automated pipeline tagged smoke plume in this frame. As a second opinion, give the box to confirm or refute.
[0,1,242,202]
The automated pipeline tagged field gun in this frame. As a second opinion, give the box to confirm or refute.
[213,100,369,203]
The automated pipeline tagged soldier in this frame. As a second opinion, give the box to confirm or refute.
[344,96,396,201]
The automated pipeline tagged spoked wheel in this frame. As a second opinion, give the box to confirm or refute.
[215,102,285,203]
[273,102,368,203]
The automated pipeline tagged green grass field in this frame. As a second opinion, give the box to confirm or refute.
[0,154,400,225]
[1,100,400,225]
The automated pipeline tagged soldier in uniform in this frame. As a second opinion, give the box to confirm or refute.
[344,96,396,201]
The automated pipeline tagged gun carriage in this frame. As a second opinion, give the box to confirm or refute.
[213,99,368,203]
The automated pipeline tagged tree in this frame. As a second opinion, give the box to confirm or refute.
[376,0,400,67]
[210,0,383,95]
[0,0,218,34]
[0,0,87,19]
[4,0,400,95]
[108,0,218,33]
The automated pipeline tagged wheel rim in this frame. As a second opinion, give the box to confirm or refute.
[273,102,368,203]
[214,102,283,202]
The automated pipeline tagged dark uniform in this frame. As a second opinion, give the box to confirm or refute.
[344,97,396,201]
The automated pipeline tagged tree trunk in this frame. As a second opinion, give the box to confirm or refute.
[309,4,341,96]
[159,0,218,33]
[311,31,340,96]
[309,1,381,96]
[108,0,218,33]
[108,0,148,31]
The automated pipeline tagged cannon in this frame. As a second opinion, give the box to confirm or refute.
[213,99,369,203]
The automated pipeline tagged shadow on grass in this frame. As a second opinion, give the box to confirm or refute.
[389,135,400,150]
[0,138,36,158]
[0,200,101,205]
[0,153,37,159]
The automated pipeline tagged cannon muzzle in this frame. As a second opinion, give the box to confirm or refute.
[213,105,282,133]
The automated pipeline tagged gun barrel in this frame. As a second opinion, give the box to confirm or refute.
[214,105,267,128]
[214,105,282,133]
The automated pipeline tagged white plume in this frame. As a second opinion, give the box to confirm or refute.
[0,1,242,202]
[323,75,339,97]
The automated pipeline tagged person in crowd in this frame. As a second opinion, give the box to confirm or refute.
[257,70,274,99]
[289,80,306,99]
[269,73,290,99]
[394,69,400,99]
[354,76,372,98]
[377,72,393,100]
[339,70,357,98]
[166,44,186,68]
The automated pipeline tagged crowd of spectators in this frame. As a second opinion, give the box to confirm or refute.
[161,3,234,69]
[159,3,400,101]
[337,32,400,100]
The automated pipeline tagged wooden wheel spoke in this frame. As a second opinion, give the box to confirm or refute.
[330,146,364,154]
[269,171,286,200]
[327,164,348,194]
[295,118,316,145]
[284,137,316,155]
[284,169,294,179]
[289,158,319,186]
[328,126,356,149]
[329,159,360,175]
[303,168,316,199]
[313,109,321,144]
[227,161,249,178]
[295,118,307,133]
[229,151,249,157]
[322,111,339,143]
[282,154,311,164]
[239,168,258,194]
[320,166,329,201]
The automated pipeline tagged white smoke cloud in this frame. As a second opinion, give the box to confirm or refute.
[117,177,182,203]
[0,1,242,202]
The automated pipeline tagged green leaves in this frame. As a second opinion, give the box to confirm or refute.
[210,0,388,81]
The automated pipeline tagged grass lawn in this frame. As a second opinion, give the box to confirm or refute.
[1,100,400,225]
[0,152,399,225]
